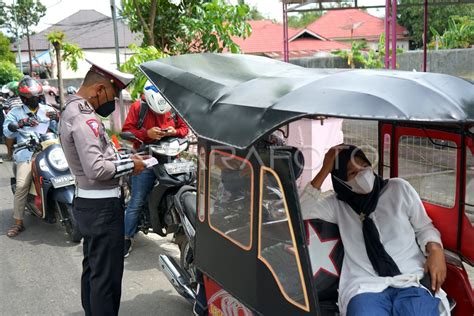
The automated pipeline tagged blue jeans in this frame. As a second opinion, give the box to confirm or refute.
[124,168,156,238]
[347,287,440,316]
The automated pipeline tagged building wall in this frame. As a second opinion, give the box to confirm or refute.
[397,48,474,79]
[337,39,410,51]
[291,48,474,80]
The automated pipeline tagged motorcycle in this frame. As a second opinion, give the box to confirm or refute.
[160,184,198,303]
[9,122,81,242]
[119,132,196,238]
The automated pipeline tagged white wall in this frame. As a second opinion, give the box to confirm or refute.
[338,39,410,52]
[366,40,410,52]
[287,118,344,192]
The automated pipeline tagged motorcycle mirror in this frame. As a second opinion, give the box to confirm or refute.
[119,132,141,143]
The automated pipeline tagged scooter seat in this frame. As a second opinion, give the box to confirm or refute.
[181,191,197,227]
[175,185,198,227]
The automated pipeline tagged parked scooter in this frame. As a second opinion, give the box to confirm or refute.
[9,123,81,242]
[119,132,196,237]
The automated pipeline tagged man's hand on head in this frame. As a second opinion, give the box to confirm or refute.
[424,242,446,293]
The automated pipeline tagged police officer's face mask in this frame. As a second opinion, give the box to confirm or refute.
[95,87,116,117]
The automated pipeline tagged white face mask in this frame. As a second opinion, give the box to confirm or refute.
[345,167,375,194]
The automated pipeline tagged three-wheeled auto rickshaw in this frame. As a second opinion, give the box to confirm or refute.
[140,54,474,316]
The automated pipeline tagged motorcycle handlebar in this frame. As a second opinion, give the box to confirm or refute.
[13,140,29,149]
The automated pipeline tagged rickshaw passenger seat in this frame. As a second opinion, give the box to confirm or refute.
[304,219,344,314]
[306,220,458,314]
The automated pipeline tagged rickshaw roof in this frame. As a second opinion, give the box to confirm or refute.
[140,53,474,149]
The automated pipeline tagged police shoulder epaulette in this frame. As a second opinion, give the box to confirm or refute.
[78,101,93,114]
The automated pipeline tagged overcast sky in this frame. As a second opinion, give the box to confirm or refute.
[3,0,386,33]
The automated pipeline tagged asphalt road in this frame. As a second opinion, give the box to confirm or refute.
[0,145,192,316]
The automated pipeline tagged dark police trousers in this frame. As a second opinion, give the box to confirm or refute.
[74,197,124,316]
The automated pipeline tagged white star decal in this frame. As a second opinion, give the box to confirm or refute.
[306,222,340,278]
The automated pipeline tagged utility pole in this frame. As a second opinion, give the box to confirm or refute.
[12,0,23,73]
[26,24,33,75]
[110,0,125,131]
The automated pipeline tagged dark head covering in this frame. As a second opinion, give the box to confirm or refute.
[331,145,401,277]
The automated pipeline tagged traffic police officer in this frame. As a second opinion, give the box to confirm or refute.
[59,59,145,316]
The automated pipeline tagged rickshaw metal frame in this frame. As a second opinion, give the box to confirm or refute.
[377,120,474,265]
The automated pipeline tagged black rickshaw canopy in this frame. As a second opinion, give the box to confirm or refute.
[140,53,474,149]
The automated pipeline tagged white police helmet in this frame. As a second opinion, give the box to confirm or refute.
[144,80,171,115]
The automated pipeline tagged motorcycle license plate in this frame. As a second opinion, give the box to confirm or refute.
[51,175,75,188]
[164,161,196,175]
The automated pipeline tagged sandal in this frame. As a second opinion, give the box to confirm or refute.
[7,224,25,237]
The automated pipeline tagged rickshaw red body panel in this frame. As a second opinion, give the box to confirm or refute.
[443,263,474,315]
[204,275,254,316]
[462,138,474,262]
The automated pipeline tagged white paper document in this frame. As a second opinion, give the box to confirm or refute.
[143,157,159,169]
[33,122,49,135]
[33,107,50,134]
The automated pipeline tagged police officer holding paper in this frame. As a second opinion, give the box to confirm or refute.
[59,59,145,316]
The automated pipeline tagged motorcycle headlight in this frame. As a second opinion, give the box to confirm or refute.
[48,148,69,171]
[39,158,51,173]
[152,140,188,157]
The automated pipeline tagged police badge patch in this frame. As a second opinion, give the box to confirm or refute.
[86,119,100,137]
[78,101,93,114]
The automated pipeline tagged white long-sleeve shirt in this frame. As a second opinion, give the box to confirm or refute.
[299,177,450,315]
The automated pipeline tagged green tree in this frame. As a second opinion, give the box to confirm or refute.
[0,32,15,63]
[120,44,168,99]
[237,0,264,20]
[0,60,23,85]
[332,34,402,69]
[288,12,321,29]
[248,6,265,20]
[121,0,251,54]
[429,16,474,49]
[173,0,252,53]
[47,31,84,109]
[1,0,46,75]
[332,41,368,69]
[398,1,474,49]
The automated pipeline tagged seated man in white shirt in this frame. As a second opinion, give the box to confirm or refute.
[299,144,450,316]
